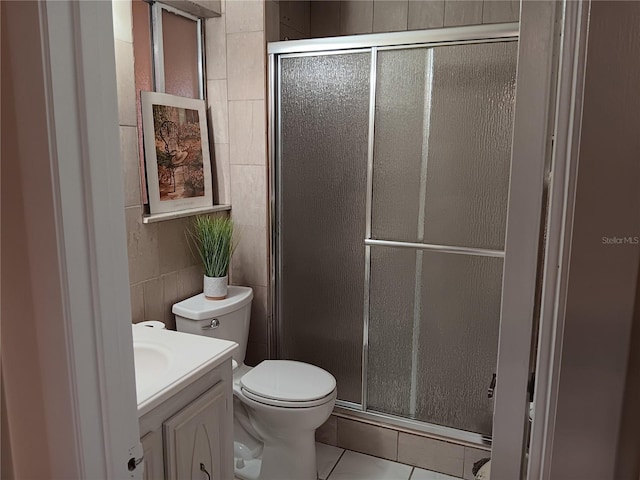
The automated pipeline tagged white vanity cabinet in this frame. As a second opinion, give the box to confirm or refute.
[141,430,164,480]
[138,358,234,480]
[163,382,227,480]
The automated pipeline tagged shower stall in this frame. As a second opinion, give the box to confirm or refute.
[269,24,520,445]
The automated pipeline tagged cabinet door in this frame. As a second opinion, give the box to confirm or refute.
[141,430,165,480]
[163,382,228,480]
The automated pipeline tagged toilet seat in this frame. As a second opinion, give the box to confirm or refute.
[240,387,335,408]
[240,360,336,408]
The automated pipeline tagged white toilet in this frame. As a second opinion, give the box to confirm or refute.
[173,286,336,480]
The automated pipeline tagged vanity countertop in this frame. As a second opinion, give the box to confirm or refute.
[132,324,237,417]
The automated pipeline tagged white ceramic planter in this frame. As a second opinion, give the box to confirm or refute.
[204,275,228,300]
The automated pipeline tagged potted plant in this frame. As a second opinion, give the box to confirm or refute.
[187,215,236,300]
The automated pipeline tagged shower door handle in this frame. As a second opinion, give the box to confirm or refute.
[488,373,497,399]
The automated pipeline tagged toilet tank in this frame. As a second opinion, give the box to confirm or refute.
[172,286,253,364]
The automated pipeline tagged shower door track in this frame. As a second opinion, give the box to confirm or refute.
[269,23,519,449]
[333,403,491,447]
[267,23,518,55]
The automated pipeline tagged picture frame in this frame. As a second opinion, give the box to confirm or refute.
[140,91,213,214]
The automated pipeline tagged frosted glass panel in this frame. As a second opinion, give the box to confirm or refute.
[276,40,516,432]
[162,9,199,98]
[371,49,429,242]
[423,42,517,250]
[279,53,370,404]
[415,252,503,435]
[367,247,417,415]
[367,247,502,435]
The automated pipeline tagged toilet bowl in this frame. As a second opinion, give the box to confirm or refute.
[173,287,336,480]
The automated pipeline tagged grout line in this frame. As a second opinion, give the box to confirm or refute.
[442,0,448,27]
[371,0,376,32]
[325,448,347,480]
[405,0,409,31]
[279,22,307,40]
[328,448,466,480]
[226,28,265,36]
[222,6,233,209]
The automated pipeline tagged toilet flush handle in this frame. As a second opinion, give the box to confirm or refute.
[202,318,220,330]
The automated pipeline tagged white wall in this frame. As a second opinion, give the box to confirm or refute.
[549,2,640,478]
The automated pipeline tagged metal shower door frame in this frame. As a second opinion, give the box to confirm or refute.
[268,23,519,447]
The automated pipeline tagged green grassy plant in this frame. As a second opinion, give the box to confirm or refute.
[187,216,236,278]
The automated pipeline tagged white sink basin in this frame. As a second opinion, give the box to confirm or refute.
[133,342,172,396]
[132,324,238,416]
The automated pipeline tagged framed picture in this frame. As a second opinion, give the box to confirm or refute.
[140,92,213,214]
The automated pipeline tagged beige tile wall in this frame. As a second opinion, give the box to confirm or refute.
[462,446,490,480]
[398,432,465,477]
[316,414,338,445]
[337,417,398,461]
[307,0,519,37]
[265,0,281,42]
[279,0,310,39]
[317,415,492,478]
[205,0,270,366]
[113,0,269,350]
[310,0,340,37]
[113,1,210,331]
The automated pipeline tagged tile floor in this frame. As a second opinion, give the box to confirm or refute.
[317,442,463,480]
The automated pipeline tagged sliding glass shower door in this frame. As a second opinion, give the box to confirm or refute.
[278,52,371,404]
[367,42,517,436]
[273,28,518,439]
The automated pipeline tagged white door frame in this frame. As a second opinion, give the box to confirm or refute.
[492,1,593,478]
[44,0,143,476]
[526,1,590,478]
[491,1,562,476]
[5,1,142,478]
[491,0,558,474]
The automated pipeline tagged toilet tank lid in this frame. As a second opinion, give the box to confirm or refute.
[172,286,253,320]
